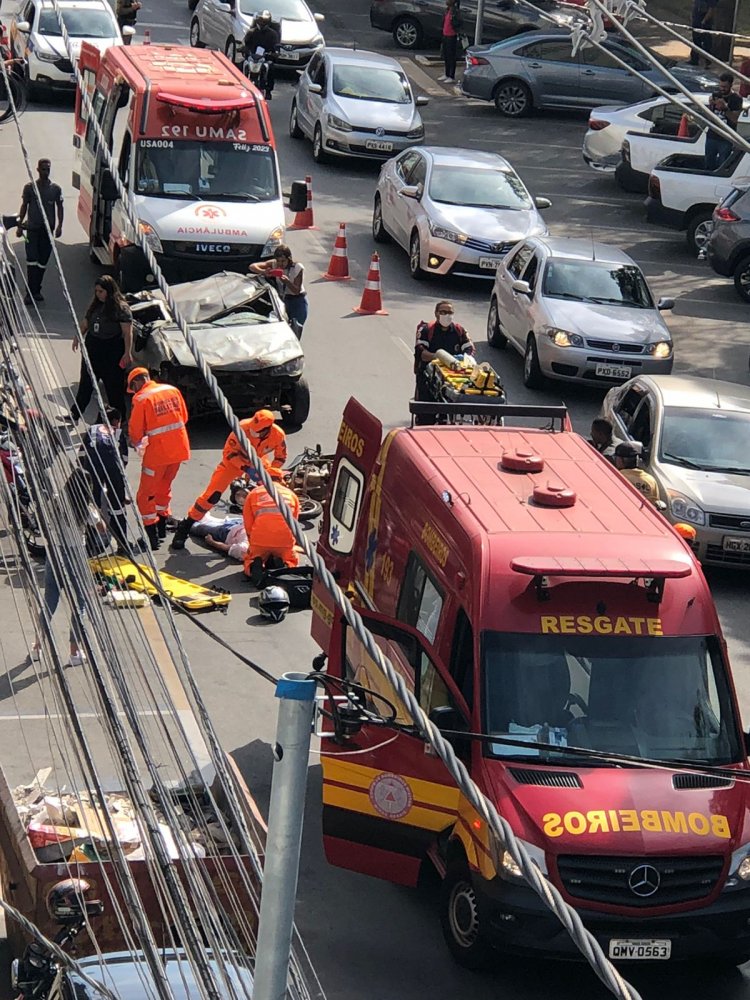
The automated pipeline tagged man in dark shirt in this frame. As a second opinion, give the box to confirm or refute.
[690,0,718,66]
[414,300,474,425]
[705,72,742,170]
[243,10,280,100]
[16,159,63,305]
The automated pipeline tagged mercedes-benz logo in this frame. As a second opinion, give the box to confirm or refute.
[612,343,620,352]
[375,126,385,137]
[628,864,660,897]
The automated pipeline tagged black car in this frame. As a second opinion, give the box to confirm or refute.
[369,0,586,50]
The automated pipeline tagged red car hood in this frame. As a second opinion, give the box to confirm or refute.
[485,761,750,855]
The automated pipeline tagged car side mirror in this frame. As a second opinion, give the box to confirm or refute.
[744,731,750,757]
[399,184,421,200]
[416,95,430,106]
[314,12,325,21]
[657,297,675,311]
[288,180,307,213]
[16,20,31,31]
[100,168,120,202]
[512,278,531,295]
[217,1,232,10]
[308,82,322,94]
[429,706,470,755]
[534,196,552,209]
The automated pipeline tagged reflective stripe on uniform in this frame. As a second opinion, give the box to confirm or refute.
[147,420,185,437]
[143,467,155,477]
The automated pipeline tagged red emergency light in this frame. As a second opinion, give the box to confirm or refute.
[156,92,255,114]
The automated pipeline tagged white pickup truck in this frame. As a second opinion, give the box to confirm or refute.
[645,148,750,256]
[617,102,750,193]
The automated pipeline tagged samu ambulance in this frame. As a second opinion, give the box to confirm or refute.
[312,398,750,968]
[72,44,285,291]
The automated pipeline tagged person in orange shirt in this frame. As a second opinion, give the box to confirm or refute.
[170,409,286,550]
[127,367,190,551]
[243,460,300,586]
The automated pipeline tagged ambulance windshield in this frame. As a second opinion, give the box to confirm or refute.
[135,141,278,201]
[482,634,741,766]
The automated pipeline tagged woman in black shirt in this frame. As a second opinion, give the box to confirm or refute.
[69,275,133,424]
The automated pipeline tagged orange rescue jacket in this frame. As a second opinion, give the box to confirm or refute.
[129,379,190,467]
[223,420,287,472]
[243,482,299,549]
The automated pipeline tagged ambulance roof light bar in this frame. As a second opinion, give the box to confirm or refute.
[510,556,691,604]
[156,92,256,114]
[408,401,569,431]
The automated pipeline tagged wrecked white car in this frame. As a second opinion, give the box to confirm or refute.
[128,272,309,425]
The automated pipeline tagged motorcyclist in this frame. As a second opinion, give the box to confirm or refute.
[243,10,280,100]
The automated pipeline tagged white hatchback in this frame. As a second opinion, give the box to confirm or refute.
[10,0,124,99]
[190,0,324,67]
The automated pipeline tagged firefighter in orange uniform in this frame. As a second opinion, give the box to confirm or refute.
[243,459,300,586]
[127,367,190,551]
[170,409,286,550]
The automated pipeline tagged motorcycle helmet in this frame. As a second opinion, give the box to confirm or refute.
[258,585,290,623]
[46,878,103,924]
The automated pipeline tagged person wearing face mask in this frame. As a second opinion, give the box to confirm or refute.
[413,300,474,425]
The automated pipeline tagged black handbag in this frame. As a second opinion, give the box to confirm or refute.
[260,565,314,609]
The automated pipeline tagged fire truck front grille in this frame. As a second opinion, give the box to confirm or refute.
[557,855,724,908]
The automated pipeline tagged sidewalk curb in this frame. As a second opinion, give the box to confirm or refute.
[415,54,443,66]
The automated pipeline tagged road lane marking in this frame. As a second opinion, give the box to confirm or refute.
[391,336,415,361]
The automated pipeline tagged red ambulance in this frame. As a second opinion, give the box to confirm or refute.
[72,44,285,291]
[311,398,750,968]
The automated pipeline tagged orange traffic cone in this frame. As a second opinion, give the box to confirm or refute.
[143,29,151,44]
[677,113,690,138]
[354,252,388,315]
[323,223,352,281]
[288,175,317,230]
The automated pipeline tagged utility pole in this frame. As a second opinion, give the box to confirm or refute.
[711,0,739,65]
[474,0,486,46]
[253,673,316,1000]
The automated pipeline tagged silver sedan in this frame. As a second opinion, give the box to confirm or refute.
[487,237,675,388]
[373,147,549,279]
[290,47,427,163]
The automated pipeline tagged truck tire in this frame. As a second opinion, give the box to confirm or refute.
[116,247,149,294]
[440,860,495,970]
[733,255,750,303]
[282,376,310,428]
[686,210,714,257]
[487,296,507,349]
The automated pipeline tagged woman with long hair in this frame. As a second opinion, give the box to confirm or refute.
[249,244,308,335]
[68,274,133,424]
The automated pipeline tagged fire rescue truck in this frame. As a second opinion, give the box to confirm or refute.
[72,44,286,291]
[311,398,750,968]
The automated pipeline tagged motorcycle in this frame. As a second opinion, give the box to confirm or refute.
[242,49,272,94]
[284,444,334,521]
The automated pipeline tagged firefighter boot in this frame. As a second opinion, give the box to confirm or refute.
[169,517,195,551]
[145,523,161,551]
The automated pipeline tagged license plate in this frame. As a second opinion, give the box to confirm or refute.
[479,257,502,269]
[595,363,632,379]
[365,139,393,152]
[283,50,300,61]
[723,536,750,553]
[608,939,671,961]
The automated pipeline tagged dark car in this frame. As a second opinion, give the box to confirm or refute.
[369,0,586,50]
[706,184,750,303]
[462,31,717,116]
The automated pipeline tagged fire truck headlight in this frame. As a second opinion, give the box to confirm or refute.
[667,491,705,526]
[494,838,547,882]
[724,846,750,889]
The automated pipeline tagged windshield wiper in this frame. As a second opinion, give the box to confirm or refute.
[212,192,262,202]
[699,465,750,475]
[546,291,591,301]
[662,451,705,469]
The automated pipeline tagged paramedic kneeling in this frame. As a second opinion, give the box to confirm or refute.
[243,461,300,586]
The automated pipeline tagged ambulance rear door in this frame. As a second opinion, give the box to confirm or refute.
[73,42,103,230]
[311,398,382,648]
[321,608,466,887]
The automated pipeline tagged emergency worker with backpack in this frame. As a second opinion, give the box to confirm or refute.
[413,300,474,425]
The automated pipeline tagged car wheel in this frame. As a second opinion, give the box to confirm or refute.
[312,123,328,164]
[409,231,424,280]
[440,859,495,971]
[189,19,203,47]
[493,79,532,118]
[733,255,750,303]
[289,98,304,139]
[486,297,507,349]
[372,195,390,244]
[282,376,311,428]
[224,37,236,62]
[686,210,713,257]
[523,334,545,389]
[116,247,149,294]
[393,16,423,50]
[23,64,41,103]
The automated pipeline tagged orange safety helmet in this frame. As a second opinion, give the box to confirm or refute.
[247,408,275,432]
[127,367,150,393]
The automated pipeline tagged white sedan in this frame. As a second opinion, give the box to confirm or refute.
[10,0,125,99]
[582,93,707,173]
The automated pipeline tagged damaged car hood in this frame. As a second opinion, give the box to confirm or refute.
[143,318,303,371]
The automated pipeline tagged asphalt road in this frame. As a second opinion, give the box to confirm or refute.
[1,0,750,997]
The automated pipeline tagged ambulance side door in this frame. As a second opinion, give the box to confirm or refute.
[321,606,468,888]
[73,43,103,236]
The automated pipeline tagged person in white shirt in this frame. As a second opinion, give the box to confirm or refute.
[249,244,308,334]
[189,482,250,562]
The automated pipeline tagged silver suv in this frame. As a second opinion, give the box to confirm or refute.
[706,185,750,303]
